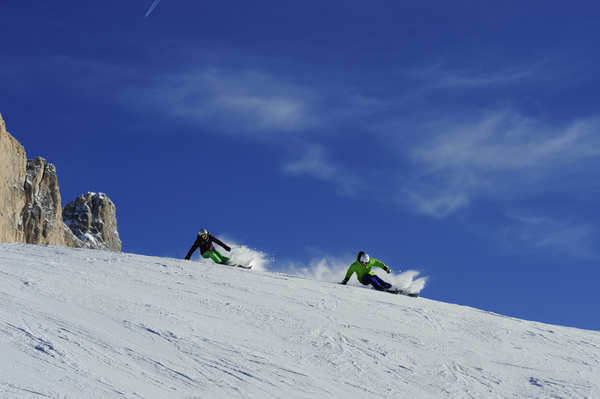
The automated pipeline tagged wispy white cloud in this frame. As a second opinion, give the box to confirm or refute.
[404,188,470,219]
[135,68,318,134]
[407,63,538,89]
[282,144,361,196]
[403,111,600,217]
[412,112,600,171]
[279,109,600,220]
[504,214,599,260]
[283,145,338,180]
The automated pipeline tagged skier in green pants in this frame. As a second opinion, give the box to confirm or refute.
[184,228,232,264]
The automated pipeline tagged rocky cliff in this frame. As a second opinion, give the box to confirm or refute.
[21,157,66,246]
[0,114,27,243]
[0,113,121,251]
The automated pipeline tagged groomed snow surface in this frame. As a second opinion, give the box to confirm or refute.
[1,244,599,398]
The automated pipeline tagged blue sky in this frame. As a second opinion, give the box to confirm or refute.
[2,1,599,330]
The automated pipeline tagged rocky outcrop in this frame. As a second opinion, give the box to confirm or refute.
[0,113,27,243]
[63,193,122,252]
[0,113,121,251]
[21,157,66,246]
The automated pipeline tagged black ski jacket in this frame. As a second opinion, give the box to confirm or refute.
[185,233,231,260]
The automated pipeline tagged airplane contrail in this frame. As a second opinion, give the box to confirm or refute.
[144,0,162,18]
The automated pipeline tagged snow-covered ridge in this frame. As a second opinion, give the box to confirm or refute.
[1,243,599,398]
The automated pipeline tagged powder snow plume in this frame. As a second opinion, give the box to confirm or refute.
[224,241,271,271]
[385,270,428,294]
[281,255,428,295]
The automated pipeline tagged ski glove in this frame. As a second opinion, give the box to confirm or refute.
[383,266,391,273]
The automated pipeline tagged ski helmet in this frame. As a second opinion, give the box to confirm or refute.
[198,229,209,240]
[359,252,370,265]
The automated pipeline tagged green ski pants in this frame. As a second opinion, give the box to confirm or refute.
[202,250,230,265]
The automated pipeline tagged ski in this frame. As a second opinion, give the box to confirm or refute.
[228,263,252,269]
[384,288,419,297]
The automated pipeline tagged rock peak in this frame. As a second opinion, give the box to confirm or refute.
[63,192,122,252]
[0,113,122,251]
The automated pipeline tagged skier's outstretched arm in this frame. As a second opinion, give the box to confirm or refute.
[184,238,200,260]
[372,258,391,273]
[211,236,231,252]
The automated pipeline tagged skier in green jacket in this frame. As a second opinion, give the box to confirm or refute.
[340,251,393,291]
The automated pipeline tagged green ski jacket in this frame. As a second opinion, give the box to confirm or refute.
[343,257,389,283]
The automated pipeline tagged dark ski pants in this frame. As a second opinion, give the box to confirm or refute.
[360,274,392,291]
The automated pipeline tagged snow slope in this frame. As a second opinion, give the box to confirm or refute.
[1,244,599,398]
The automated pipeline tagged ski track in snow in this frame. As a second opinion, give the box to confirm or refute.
[0,243,599,398]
